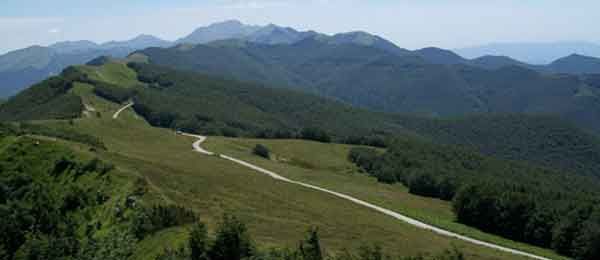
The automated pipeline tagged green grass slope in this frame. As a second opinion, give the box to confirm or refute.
[43,79,533,260]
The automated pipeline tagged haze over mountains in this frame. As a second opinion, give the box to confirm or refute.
[2,20,600,99]
[0,34,171,97]
[455,41,600,65]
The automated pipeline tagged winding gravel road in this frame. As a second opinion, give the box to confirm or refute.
[112,102,134,119]
[183,133,553,260]
[113,103,552,260]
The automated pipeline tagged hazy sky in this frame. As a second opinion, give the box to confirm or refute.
[1,0,599,54]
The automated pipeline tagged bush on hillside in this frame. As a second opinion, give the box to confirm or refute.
[408,173,440,198]
[208,214,255,260]
[253,144,270,159]
[131,205,197,239]
[300,128,331,143]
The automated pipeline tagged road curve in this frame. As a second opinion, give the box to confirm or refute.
[181,133,215,156]
[113,102,134,119]
[183,133,553,260]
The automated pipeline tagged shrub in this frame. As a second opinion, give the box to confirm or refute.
[253,144,270,159]
[300,128,331,143]
[208,214,255,260]
[299,228,323,260]
[131,205,197,239]
[408,173,440,198]
[189,223,209,260]
[348,147,378,172]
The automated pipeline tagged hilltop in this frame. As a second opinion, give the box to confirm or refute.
[455,41,600,65]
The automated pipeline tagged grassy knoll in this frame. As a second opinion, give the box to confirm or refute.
[78,62,140,88]
[26,86,536,260]
[203,137,568,260]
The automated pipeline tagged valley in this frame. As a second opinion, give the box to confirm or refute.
[2,11,600,260]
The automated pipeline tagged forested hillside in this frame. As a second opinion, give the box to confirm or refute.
[137,39,600,134]
[396,114,600,177]
[4,62,600,180]
[349,137,600,259]
[126,62,406,140]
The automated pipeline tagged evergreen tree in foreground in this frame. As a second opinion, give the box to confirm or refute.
[208,214,255,260]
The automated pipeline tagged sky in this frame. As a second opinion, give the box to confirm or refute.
[1,0,599,54]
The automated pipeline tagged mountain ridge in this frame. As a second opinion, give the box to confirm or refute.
[3,20,600,98]
[137,39,600,134]
[455,41,600,64]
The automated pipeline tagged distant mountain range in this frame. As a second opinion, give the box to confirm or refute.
[2,20,600,98]
[455,41,600,65]
[415,47,600,74]
[0,35,171,97]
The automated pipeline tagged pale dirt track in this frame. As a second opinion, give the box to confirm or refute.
[112,102,134,119]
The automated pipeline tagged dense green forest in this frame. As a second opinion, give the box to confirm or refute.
[396,114,600,177]
[126,62,404,140]
[349,137,600,259]
[137,40,600,134]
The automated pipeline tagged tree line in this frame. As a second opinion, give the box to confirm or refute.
[349,137,600,259]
